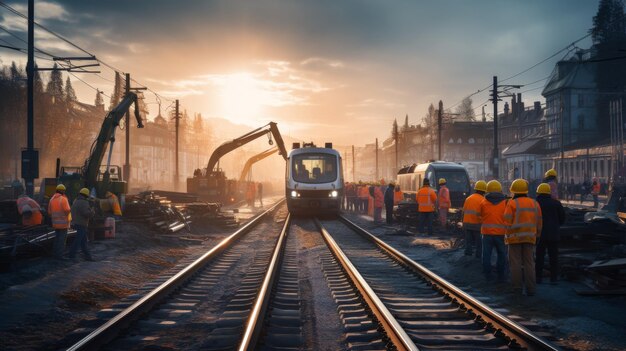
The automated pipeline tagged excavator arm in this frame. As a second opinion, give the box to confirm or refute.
[82,92,144,190]
[238,147,278,183]
[205,121,287,174]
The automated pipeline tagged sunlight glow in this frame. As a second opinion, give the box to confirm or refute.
[218,73,266,123]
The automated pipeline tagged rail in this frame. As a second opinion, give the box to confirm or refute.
[315,218,419,351]
[338,214,558,351]
[66,199,285,351]
[238,213,291,350]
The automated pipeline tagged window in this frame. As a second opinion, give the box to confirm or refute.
[594,160,598,174]
[579,115,584,129]
[449,138,454,144]
[457,138,462,144]
[578,94,584,107]
[292,153,337,183]
[468,138,475,144]
[469,152,476,160]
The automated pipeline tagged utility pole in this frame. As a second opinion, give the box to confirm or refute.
[22,0,37,196]
[559,92,564,184]
[491,76,499,179]
[124,73,131,186]
[375,138,379,181]
[438,100,443,160]
[482,105,486,178]
[352,145,355,182]
[174,100,180,190]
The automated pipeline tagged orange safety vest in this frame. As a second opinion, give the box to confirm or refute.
[438,186,451,209]
[417,186,437,212]
[393,190,403,205]
[503,196,542,244]
[17,196,43,226]
[462,193,484,231]
[358,186,369,199]
[591,183,600,195]
[108,193,122,216]
[48,193,71,229]
[374,187,384,208]
[479,198,508,235]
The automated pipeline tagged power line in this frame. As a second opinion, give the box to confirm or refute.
[0,23,55,57]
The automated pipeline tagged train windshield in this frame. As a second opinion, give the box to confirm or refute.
[292,153,337,183]
[437,170,470,192]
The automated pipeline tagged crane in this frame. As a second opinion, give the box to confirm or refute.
[187,122,287,203]
[43,92,144,201]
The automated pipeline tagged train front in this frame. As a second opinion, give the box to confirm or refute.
[286,145,343,215]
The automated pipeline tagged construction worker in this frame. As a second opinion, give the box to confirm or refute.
[438,178,451,229]
[373,184,384,223]
[70,188,95,262]
[478,180,508,282]
[504,179,543,296]
[358,182,369,214]
[258,182,264,206]
[462,180,486,258]
[544,169,558,200]
[384,182,395,225]
[535,183,565,284]
[16,191,43,226]
[101,191,122,217]
[393,185,403,205]
[591,178,601,208]
[48,184,71,260]
[417,178,437,236]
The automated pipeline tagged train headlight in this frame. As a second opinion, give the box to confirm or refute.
[329,190,338,198]
[290,190,300,198]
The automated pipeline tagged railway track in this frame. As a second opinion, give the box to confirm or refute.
[65,204,557,350]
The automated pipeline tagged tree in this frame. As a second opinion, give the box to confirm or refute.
[33,64,43,94]
[95,89,104,107]
[391,118,399,138]
[455,97,475,121]
[402,114,409,131]
[109,71,122,109]
[46,63,64,102]
[590,0,626,136]
[10,61,23,81]
[64,76,77,104]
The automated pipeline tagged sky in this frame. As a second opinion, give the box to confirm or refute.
[0,0,599,145]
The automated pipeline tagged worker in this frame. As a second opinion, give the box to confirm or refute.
[535,183,565,284]
[358,182,369,214]
[373,184,384,223]
[504,179,543,296]
[384,182,395,225]
[437,178,451,229]
[462,180,487,258]
[258,182,264,206]
[48,184,71,260]
[417,178,437,236]
[100,191,122,218]
[478,180,508,282]
[69,188,95,262]
[16,191,43,226]
[544,169,558,200]
[393,185,403,205]
[591,178,601,208]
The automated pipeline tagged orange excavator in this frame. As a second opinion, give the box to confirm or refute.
[238,147,278,183]
[187,122,287,203]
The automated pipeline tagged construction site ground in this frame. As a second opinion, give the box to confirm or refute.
[0,196,278,351]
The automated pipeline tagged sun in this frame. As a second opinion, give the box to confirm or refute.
[218,73,266,124]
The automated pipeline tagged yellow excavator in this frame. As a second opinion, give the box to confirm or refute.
[238,147,278,183]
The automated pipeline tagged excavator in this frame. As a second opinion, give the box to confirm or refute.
[238,147,278,183]
[187,122,287,203]
[40,92,144,202]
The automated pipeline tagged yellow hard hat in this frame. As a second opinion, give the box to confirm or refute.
[536,183,551,195]
[474,180,487,192]
[79,188,90,196]
[439,178,446,185]
[56,184,66,191]
[510,178,529,194]
[545,169,557,178]
[486,180,502,193]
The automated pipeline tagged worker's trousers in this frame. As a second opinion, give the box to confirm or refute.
[438,207,448,228]
[417,212,433,236]
[482,235,506,281]
[508,243,536,295]
[385,204,393,225]
[69,224,92,260]
[53,228,68,259]
[464,229,482,258]
[535,238,558,283]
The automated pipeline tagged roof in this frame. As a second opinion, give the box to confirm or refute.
[502,138,545,156]
[288,147,341,158]
[542,54,596,96]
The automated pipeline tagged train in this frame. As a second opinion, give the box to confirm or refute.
[286,142,344,215]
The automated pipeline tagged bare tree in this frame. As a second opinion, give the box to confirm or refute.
[455,97,475,121]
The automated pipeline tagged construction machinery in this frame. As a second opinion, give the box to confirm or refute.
[40,92,144,202]
[238,147,278,183]
[187,122,287,203]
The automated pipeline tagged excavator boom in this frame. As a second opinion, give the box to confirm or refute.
[238,147,278,183]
